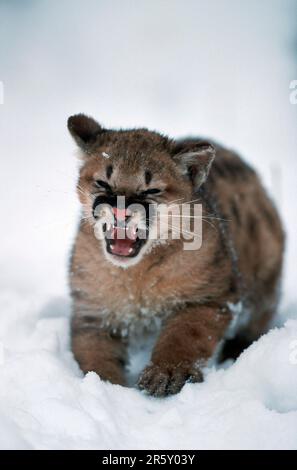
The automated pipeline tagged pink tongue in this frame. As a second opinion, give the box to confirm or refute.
[111,228,135,256]
[112,238,134,256]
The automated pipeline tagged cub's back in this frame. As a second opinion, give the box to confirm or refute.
[204,143,284,329]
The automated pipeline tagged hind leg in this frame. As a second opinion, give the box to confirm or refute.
[220,303,277,362]
[245,306,277,339]
[226,306,276,360]
[220,335,253,362]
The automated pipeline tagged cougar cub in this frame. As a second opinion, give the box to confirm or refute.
[67,114,284,397]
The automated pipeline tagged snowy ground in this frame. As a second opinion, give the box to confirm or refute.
[0,293,297,450]
[0,0,297,449]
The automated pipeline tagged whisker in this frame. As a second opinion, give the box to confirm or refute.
[166,223,202,239]
[167,198,202,210]
[77,184,91,198]
[167,197,186,206]
[163,214,230,222]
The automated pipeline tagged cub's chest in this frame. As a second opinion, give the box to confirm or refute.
[97,268,183,336]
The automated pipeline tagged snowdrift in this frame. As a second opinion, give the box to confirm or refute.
[0,292,296,450]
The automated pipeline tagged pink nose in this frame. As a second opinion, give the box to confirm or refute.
[112,207,128,221]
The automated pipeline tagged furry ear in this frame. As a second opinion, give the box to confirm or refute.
[67,114,105,151]
[173,141,215,189]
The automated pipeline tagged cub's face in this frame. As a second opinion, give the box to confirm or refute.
[68,114,215,268]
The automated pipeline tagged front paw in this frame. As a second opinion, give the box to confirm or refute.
[137,362,203,397]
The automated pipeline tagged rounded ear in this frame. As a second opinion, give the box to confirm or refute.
[67,114,105,151]
[173,141,216,189]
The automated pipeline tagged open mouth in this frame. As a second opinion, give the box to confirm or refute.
[103,223,147,258]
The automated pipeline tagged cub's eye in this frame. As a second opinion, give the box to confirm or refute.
[95,180,112,191]
[140,188,163,196]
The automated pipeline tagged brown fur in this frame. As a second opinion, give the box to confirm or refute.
[67,114,285,396]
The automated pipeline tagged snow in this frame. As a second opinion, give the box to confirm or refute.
[225,301,250,339]
[0,0,297,449]
[1,291,297,450]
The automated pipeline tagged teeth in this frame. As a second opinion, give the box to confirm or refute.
[128,248,133,254]
[110,245,114,250]
[107,223,111,231]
